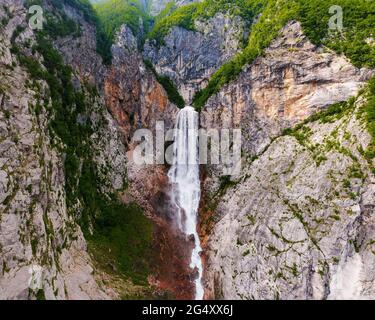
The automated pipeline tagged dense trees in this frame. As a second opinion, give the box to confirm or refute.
[94,0,151,42]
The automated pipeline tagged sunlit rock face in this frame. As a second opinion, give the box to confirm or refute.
[104,25,178,141]
[203,105,375,299]
[201,21,373,157]
[201,21,375,300]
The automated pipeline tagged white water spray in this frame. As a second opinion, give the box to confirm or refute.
[168,106,204,300]
[328,253,364,300]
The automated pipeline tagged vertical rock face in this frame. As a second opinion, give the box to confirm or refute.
[104,25,198,299]
[144,12,246,103]
[53,2,106,87]
[105,25,178,142]
[201,21,373,158]
[0,0,116,299]
[201,21,375,300]
[203,103,375,299]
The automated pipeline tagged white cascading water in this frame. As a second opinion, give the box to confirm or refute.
[328,253,364,300]
[168,106,204,300]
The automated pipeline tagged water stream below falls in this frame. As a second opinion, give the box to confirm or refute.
[168,106,204,300]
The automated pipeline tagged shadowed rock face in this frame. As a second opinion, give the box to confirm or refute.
[144,12,246,103]
[53,2,106,87]
[0,0,119,300]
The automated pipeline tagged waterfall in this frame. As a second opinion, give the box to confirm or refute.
[168,106,204,300]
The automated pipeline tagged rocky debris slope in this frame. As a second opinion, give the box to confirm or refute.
[144,12,246,103]
[201,21,375,300]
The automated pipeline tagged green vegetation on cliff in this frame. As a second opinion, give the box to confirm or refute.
[147,0,374,109]
[94,0,152,42]
[17,3,153,288]
[64,0,114,63]
[144,59,185,108]
[148,0,262,44]
[193,0,295,109]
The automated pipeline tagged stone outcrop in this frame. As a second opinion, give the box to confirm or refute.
[105,25,178,142]
[144,12,246,103]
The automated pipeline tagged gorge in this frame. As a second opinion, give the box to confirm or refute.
[0,0,374,300]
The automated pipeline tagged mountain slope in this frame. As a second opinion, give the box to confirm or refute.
[0,0,182,299]
[0,0,374,300]
[200,20,375,300]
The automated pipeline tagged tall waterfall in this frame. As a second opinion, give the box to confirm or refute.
[168,106,204,300]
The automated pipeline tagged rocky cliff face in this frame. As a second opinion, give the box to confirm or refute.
[0,0,119,299]
[105,25,178,142]
[144,12,246,103]
[1,0,374,301]
[1,0,194,300]
[201,21,373,159]
[53,2,106,87]
[200,21,375,300]
[105,24,197,300]
[203,99,375,299]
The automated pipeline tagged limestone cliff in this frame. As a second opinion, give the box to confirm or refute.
[0,0,118,299]
[0,0,193,300]
[200,22,375,300]
[144,12,246,103]
[201,21,372,160]
[1,0,374,301]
